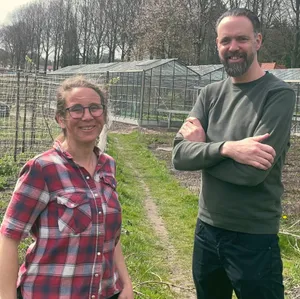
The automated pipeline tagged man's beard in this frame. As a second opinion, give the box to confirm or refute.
[220,51,254,77]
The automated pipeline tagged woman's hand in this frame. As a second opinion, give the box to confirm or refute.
[114,241,134,298]
[118,283,134,299]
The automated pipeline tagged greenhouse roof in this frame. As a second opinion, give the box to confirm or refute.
[268,69,300,81]
[50,59,199,76]
[189,66,300,82]
[188,64,224,76]
[189,64,227,83]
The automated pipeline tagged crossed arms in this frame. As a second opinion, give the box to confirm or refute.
[172,89,295,186]
[179,117,275,170]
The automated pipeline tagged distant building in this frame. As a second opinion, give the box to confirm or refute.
[261,62,286,70]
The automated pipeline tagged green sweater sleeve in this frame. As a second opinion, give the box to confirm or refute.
[205,89,296,186]
[172,87,226,170]
[172,139,225,170]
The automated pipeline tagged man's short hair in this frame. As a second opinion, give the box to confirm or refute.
[216,8,261,34]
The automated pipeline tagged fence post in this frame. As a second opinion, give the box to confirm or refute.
[139,71,145,125]
[22,74,29,153]
[14,71,21,162]
[30,74,37,149]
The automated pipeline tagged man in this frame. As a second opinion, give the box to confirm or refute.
[172,8,296,299]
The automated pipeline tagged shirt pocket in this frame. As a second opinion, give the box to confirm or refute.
[101,174,121,212]
[56,192,92,235]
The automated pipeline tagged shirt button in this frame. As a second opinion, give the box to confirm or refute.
[94,193,98,196]
[86,176,90,179]
[95,273,99,277]
[91,295,96,299]
[98,211,102,215]
[97,252,101,256]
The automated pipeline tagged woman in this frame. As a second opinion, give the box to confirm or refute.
[0,76,134,299]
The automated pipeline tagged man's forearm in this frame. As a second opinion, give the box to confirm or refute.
[172,139,226,170]
[220,134,275,170]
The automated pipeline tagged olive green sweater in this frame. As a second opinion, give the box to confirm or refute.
[172,73,296,234]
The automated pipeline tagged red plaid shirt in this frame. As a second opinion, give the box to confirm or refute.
[0,141,122,299]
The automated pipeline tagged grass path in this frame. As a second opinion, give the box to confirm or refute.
[110,134,196,298]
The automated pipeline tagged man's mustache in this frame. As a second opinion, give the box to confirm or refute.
[224,51,247,60]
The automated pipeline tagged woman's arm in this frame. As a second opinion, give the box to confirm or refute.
[114,241,134,299]
[0,234,19,299]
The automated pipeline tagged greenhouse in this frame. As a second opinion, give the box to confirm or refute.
[189,64,227,88]
[50,59,201,127]
[49,62,300,131]
[267,69,300,134]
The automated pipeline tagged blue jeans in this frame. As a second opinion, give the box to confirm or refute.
[192,219,284,299]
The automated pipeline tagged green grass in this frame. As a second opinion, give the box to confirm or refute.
[108,131,300,299]
[0,116,60,141]
[109,132,198,272]
[1,129,299,298]
[279,228,300,297]
[0,155,19,190]
[107,135,177,298]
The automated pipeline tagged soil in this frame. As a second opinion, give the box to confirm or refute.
[281,135,300,217]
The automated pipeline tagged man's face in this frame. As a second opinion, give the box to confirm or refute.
[216,16,262,78]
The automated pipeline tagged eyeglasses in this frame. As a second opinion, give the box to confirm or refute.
[65,103,105,119]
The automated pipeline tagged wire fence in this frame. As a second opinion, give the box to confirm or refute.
[0,72,59,160]
[0,72,299,160]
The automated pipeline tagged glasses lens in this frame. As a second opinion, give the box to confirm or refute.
[69,104,84,119]
[67,104,104,118]
[89,104,104,117]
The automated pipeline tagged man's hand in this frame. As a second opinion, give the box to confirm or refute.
[179,117,206,142]
[220,133,276,170]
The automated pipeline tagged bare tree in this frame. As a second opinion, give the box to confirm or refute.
[0,21,31,69]
[29,1,46,71]
[117,0,142,61]
[77,0,94,64]
[41,1,53,73]
[49,0,65,70]
[105,0,120,62]
[90,0,107,63]
[135,0,187,60]
[290,0,300,67]
[0,47,10,67]
[61,0,79,67]
[0,0,295,69]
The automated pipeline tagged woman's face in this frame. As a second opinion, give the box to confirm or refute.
[57,87,105,146]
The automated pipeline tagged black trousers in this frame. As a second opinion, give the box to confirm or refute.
[109,293,120,299]
[192,219,284,299]
[17,287,22,299]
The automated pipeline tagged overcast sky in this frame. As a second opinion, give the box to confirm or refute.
[0,0,34,25]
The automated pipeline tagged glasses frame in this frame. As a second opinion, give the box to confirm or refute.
[65,103,106,119]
